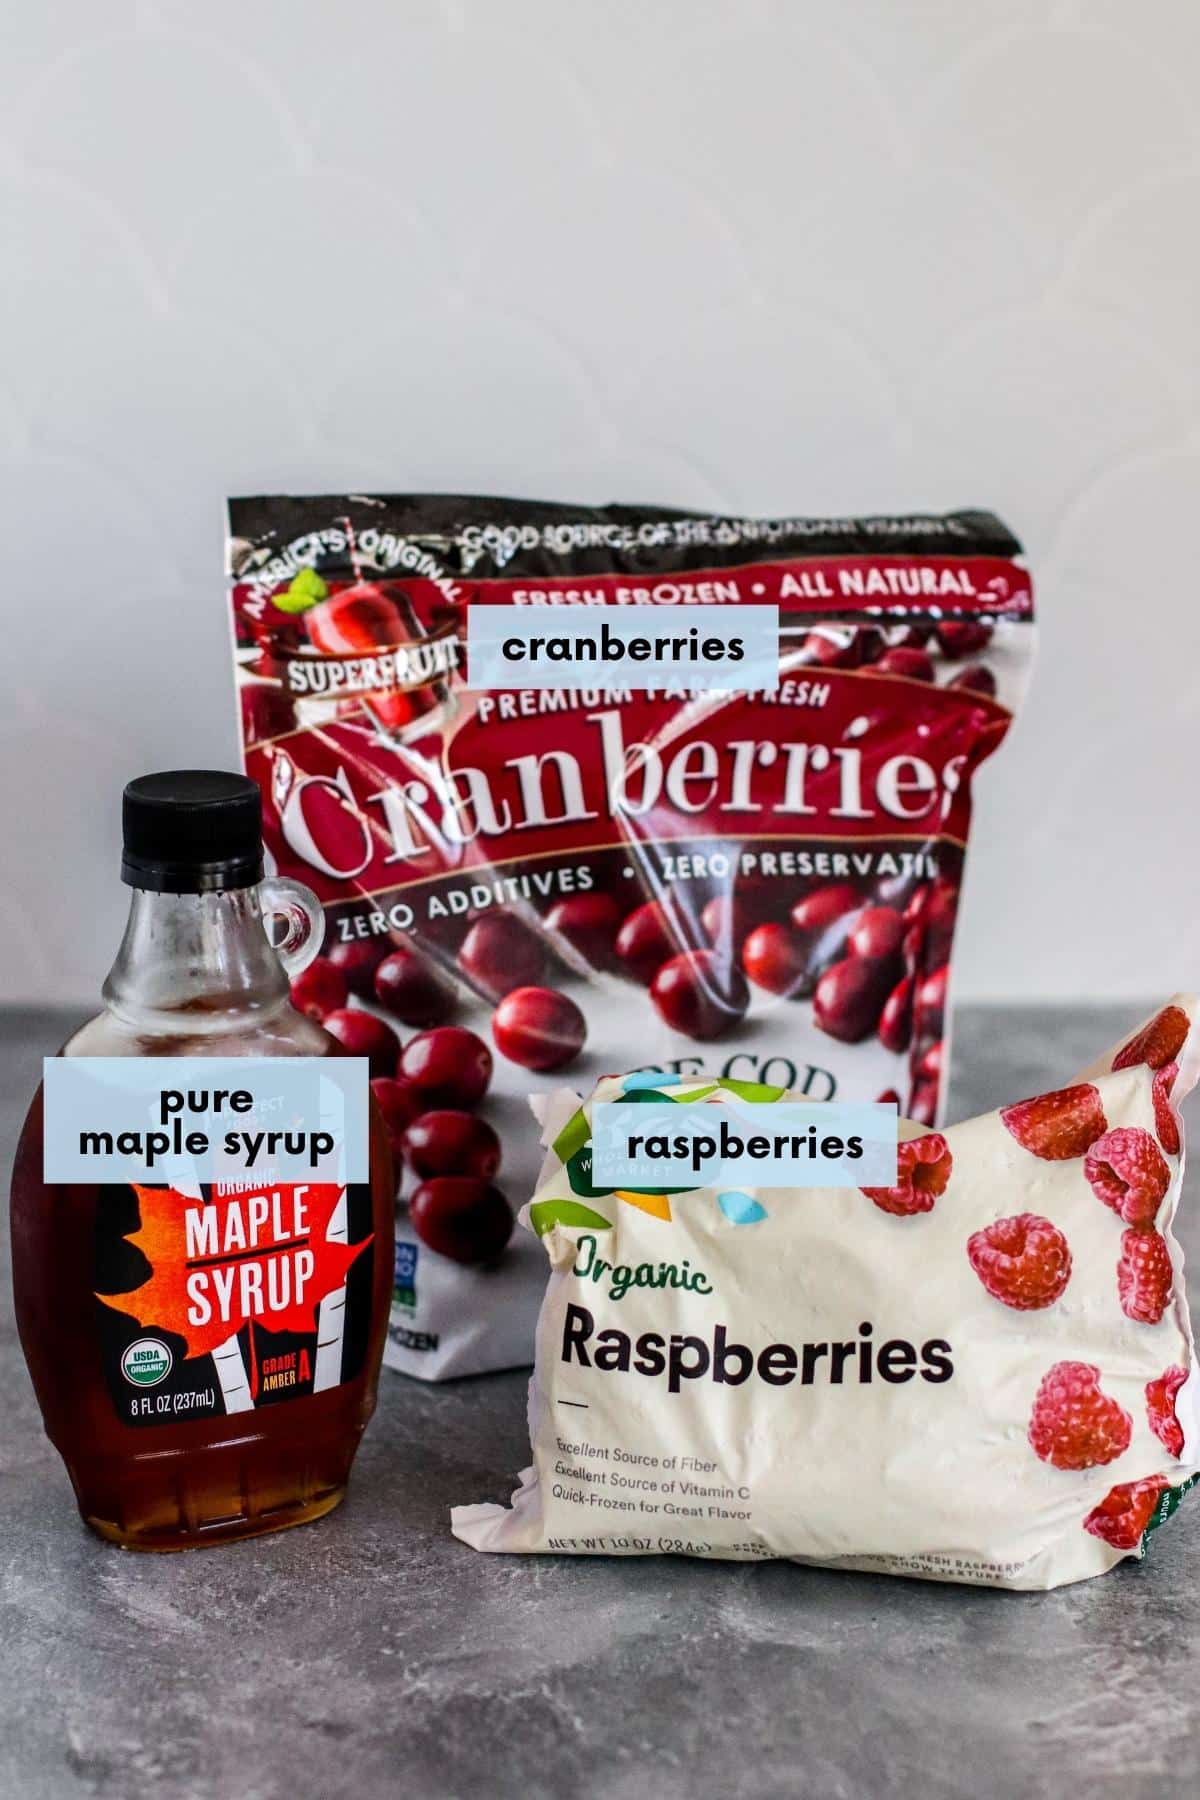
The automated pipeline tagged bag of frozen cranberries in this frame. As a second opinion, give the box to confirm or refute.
[226,496,1035,1380]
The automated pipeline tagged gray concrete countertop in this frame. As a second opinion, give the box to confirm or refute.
[2,1005,1196,1800]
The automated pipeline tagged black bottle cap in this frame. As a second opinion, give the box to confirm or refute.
[121,771,265,893]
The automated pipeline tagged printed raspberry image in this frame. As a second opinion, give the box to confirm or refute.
[1083,1477,1167,1551]
[966,1213,1072,1310]
[1118,1229,1173,1325]
[1146,1365,1188,1458]
[1000,1082,1107,1161]
[1112,1004,1190,1072]
[1083,1128,1170,1229]
[1153,1063,1182,1157]
[1027,1361,1132,1470]
[861,1133,952,1217]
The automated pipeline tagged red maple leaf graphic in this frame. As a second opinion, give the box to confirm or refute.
[98,1181,371,1359]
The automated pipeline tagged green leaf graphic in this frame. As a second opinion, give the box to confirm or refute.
[552,1108,592,1164]
[530,1199,613,1238]
[718,1077,788,1102]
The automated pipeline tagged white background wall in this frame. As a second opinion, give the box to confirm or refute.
[3,0,1198,1006]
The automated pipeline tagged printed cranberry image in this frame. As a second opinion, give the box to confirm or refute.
[546,893,622,967]
[1028,1362,1132,1471]
[370,1076,424,1159]
[847,906,906,964]
[410,1177,514,1265]
[875,647,934,682]
[877,976,913,1054]
[1084,1128,1170,1228]
[935,619,993,659]
[861,1132,952,1217]
[400,1026,493,1109]
[912,963,949,1039]
[322,1008,402,1079]
[459,914,545,1000]
[403,1111,502,1181]
[240,681,295,746]
[289,956,349,1021]
[1112,1004,1190,1072]
[1001,1083,1107,1161]
[327,937,389,1001]
[650,949,749,1041]
[742,923,808,997]
[492,986,587,1072]
[1145,1366,1188,1457]
[905,1079,939,1127]
[375,944,457,1028]
[813,956,894,1044]
[920,881,958,966]
[1153,1063,1182,1156]
[967,1214,1072,1311]
[801,625,882,668]
[791,883,860,935]
[1083,1478,1167,1551]
[701,894,759,955]
[1117,1229,1173,1325]
[616,901,680,984]
[946,663,997,697]
[918,1040,943,1082]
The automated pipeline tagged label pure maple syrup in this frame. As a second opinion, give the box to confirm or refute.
[9,771,394,1549]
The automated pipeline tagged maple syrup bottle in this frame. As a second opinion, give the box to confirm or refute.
[10,772,394,1550]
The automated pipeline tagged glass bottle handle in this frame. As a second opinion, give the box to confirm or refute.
[259,877,325,979]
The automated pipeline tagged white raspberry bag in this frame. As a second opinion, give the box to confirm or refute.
[452,1000,1199,1590]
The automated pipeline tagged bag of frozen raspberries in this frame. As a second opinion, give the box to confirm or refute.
[226,496,1034,1379]
[453,1001,1199,1590]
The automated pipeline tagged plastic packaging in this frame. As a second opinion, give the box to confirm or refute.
[453,1001,1197,1589]
[226,497,1035,1379]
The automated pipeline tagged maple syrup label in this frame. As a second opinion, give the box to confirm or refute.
[93,1178,375,1424]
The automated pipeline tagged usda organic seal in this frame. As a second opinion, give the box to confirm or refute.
[121,1337,172,1387]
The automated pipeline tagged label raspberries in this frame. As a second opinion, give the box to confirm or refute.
[1027,1361,1132,1471]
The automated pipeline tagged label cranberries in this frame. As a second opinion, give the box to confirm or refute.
[492,986,587,1072]
[410,1177,513,1265]
[650,950,749,1041]
[1027,1362,1132,1470]
[861,1132,952,1216]
[967,1213,1072,1311]
[399,1026,493,1109]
